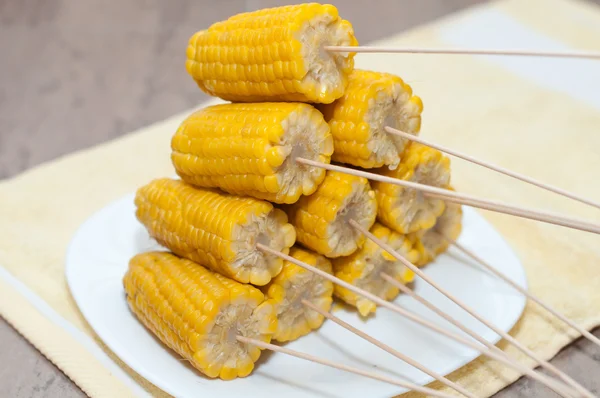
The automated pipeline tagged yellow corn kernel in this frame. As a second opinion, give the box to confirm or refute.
[373,143,451,234]
[318,69,423,169]
[262,247,333,342]
[332,223,417,316]
[134,178,296,285]
[284,170,377,258]
[123,251,277,380]
[413,191,463,266]
[171,102,333,204]
[186,4,357,103]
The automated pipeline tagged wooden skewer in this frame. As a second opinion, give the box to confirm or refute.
[256,243,575,397]
[422,193,579,227]
[385,127,600,210]
[324,46,600,60]
[295,158,600,235]
[351,220,595,398]
[302,300,477,398]
[379,271,507,360]
[442,234,600,350]
[379,273,577,398]
[236,336,455,398]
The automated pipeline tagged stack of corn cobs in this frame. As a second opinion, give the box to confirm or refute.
[125,3,463,381]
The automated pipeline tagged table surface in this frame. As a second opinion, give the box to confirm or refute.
[1,1,599,397]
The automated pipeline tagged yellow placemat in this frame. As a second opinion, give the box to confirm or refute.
[2,0,600,396]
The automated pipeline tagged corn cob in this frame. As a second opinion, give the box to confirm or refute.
[134,178,296,286]
[123,252,277,380]
[284,170,377,258]
[413,194,463,266]
[263,247,333,342]
[171,102,333,204]
[186,3,358,103]
[318,69,423,169]
[332,223,417,316]
[373,143,451,234]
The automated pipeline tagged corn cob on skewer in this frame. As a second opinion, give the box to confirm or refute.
[332,223,417,316]
[318,69,423,169]
[263,247,334,342]
[414,195,463,266]
[374,143,451,234]
[172,103,333,204]
[123,252,278,380]
[284,170,377,258]
[186,3,358,103]
[134,178,296,285]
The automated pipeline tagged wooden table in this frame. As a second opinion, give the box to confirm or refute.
[1,1,599,396]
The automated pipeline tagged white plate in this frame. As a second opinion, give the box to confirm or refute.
[66,194,526,398]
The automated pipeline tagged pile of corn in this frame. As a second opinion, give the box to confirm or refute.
[124,3,463,381]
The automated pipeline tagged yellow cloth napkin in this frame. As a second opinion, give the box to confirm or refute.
[1,0,600,396]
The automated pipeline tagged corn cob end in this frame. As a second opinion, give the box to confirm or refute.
[294,5,358,103]
[231,207,297,285]
[263,104,334,203]
[319,70,424,169]
[325,178,378,257]
[123,252,278,380]
[171,103,333,204]
[134,179,296,286]
[414,195,463,266]
[332,223,417,316]
[375,143,451,234]
[264,247,334,342]
[286,171,378,258]
[185,4,357,103]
